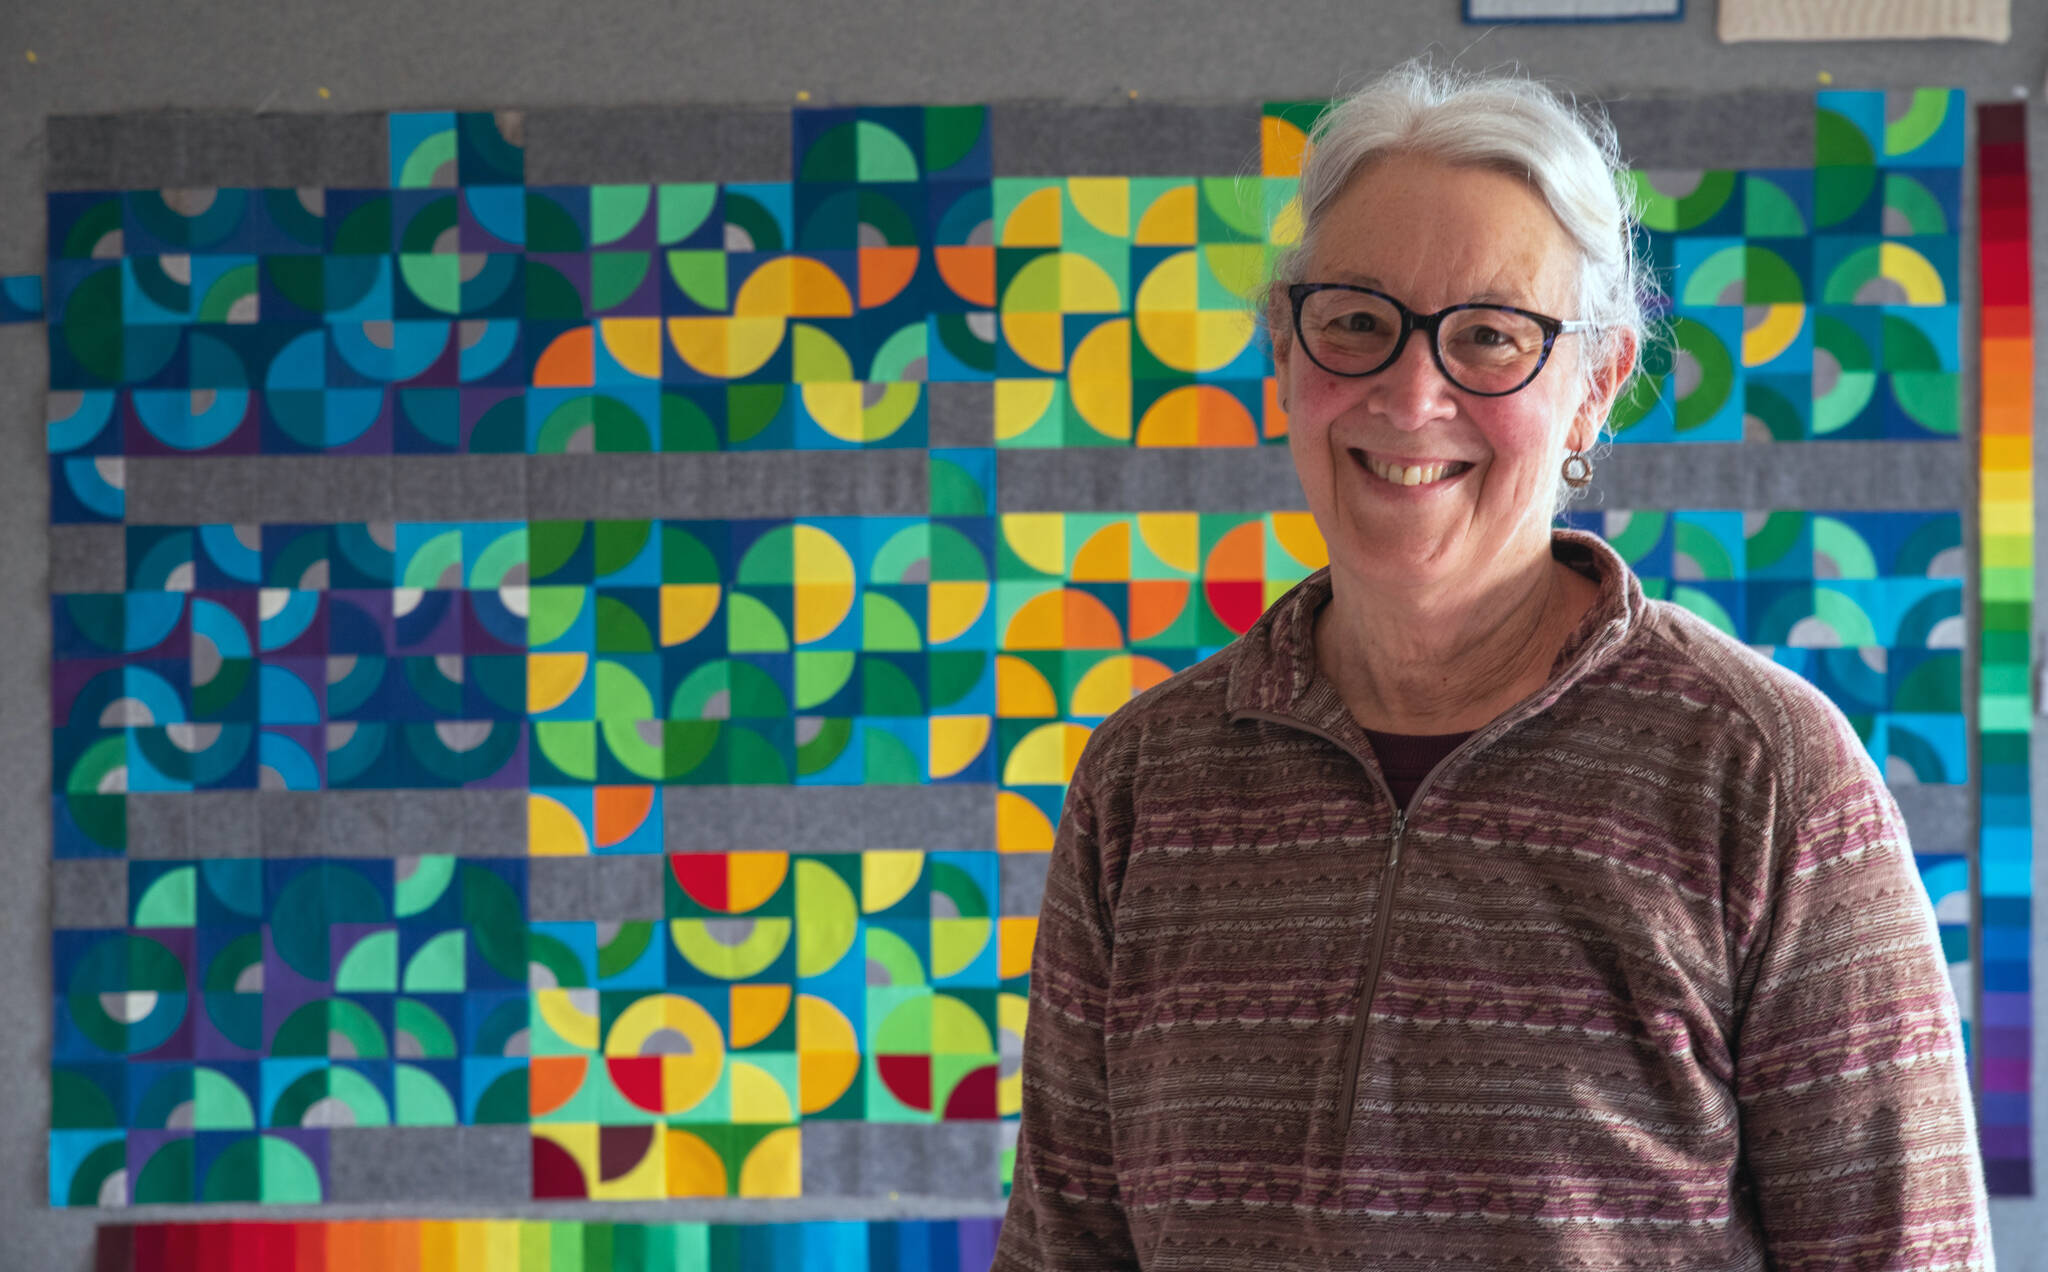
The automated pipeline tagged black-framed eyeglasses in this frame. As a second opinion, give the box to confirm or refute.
[1287,283,1592,397]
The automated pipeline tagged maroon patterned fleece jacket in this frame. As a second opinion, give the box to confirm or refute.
[994,530,1992,1271]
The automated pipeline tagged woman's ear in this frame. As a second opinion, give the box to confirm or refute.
[1570,327,1639,451]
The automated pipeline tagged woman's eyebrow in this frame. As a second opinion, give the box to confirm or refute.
[1319,273,1539,309]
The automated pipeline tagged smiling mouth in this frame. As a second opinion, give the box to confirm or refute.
[1350,449,1475,487]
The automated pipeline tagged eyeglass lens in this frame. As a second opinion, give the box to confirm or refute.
[1299,290,1549,394]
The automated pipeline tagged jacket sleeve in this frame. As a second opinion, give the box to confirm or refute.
[1734,771,1995,1270]
[992,759,1142,1271]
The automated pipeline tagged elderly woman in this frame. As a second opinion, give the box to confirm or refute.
[993,62,1992,1270]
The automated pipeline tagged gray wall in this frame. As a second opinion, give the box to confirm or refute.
[6,1,2048,1267]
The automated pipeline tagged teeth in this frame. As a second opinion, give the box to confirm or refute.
[1365,455,1458,486]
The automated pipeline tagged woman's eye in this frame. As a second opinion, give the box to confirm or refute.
[1336,312,1378,333]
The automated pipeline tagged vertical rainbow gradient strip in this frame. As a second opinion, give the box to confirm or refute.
[1975,100,2034,1197]
[97,1218,1004,1271]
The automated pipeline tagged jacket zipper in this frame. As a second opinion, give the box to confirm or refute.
[1226,709,1409,1144]
[1334,807,1405,1139]
[1226,708,1534,1145]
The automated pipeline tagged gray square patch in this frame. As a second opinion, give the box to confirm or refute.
[927,383,995,449]
[48,525,126,594]
[463,789,529,857]
[51,859,127,929]
[526,857,591,921]
[999,851,1050,918]
[588,856,665,921]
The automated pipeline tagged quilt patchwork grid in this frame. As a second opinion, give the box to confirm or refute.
[35,88,2021,1218]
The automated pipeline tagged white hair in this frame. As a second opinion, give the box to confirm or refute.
[1269,59,1658,483]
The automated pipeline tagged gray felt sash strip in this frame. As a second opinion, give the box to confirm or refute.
[89,441,1968,539]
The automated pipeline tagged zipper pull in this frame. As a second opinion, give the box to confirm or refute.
[1390,810,1406,865]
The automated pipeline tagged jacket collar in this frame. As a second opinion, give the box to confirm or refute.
[1223,528,1645,732]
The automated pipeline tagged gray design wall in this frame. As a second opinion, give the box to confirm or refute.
[8,2,2048,1268]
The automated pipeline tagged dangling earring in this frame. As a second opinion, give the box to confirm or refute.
[1561,451,1593,489]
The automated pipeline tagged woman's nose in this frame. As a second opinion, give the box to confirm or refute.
[1367,330,1460,425]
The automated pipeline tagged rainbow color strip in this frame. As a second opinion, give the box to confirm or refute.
[1975,100,2034,1196]
[96,1217,1003,1271]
